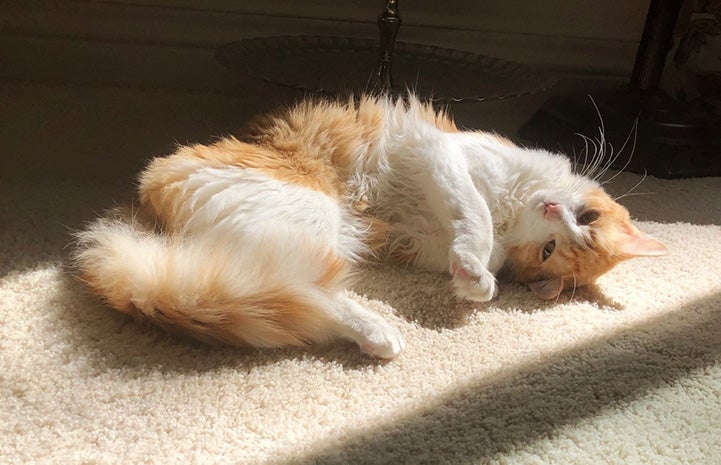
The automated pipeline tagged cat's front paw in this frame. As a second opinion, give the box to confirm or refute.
[450,260,498,302]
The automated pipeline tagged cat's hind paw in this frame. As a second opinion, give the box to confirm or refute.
[358,321,406,360]
[451,262,498,302]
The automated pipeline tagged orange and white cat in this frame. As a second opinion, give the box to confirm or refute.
[74,95,668,359]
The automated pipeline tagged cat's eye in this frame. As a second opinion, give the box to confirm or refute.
[542,240,556,261]
[578,210,600,226]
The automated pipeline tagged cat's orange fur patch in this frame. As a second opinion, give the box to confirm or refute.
[315,251,350,288]
[417,102,459,132]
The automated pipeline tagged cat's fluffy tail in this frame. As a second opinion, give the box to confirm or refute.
[71,209,346,347]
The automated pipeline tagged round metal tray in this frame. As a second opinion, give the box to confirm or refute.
[216,35,555,102]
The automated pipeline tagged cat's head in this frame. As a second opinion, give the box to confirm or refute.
[504,184,668,299]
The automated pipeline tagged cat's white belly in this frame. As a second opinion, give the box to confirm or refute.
[178,166,367,262]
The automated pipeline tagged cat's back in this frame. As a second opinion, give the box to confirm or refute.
[138,100,374,215]
[241,97,388,175]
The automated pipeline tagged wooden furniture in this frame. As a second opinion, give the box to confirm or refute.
[519,0,721,178]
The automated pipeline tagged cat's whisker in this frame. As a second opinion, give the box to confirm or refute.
[590,95,604,133]
[575,133,594,178]
[575,133,600,178]
[613,191,655,201]
[584,100,607,180]
[601,117,640,185]
[576,103,639,186]
[613,169,649,202]
[580,135,592,177]
[589,134,606,180]
[596,133,609,176]
[554,285,563,304]
[569,177,587,195]
[569,272,577,302]
[598,122,636,183]
[570,144,583,174]
[585,135,599,178]
[594,141,619,183]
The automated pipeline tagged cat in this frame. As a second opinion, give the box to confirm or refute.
[73,95,668,359]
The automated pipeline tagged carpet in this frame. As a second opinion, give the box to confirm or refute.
[1,83,720,465]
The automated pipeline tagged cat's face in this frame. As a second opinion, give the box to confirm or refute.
[505,184,668,299]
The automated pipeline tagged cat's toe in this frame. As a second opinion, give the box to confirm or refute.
[452,267,498,302]
[359,322,405,360]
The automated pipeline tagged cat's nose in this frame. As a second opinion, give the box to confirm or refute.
[544,202,561,219]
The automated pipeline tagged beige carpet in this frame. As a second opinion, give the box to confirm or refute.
[2,82,721,464]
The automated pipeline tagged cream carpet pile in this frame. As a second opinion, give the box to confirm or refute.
[1,83,720,464]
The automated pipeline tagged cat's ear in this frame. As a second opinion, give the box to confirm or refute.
[618,223,669,258]
[529,277,564,300]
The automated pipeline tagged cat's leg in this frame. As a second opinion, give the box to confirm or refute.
[451,238,506,302]
[400,131,500,301]
[326,290,405,359]
[487,239,507,275]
